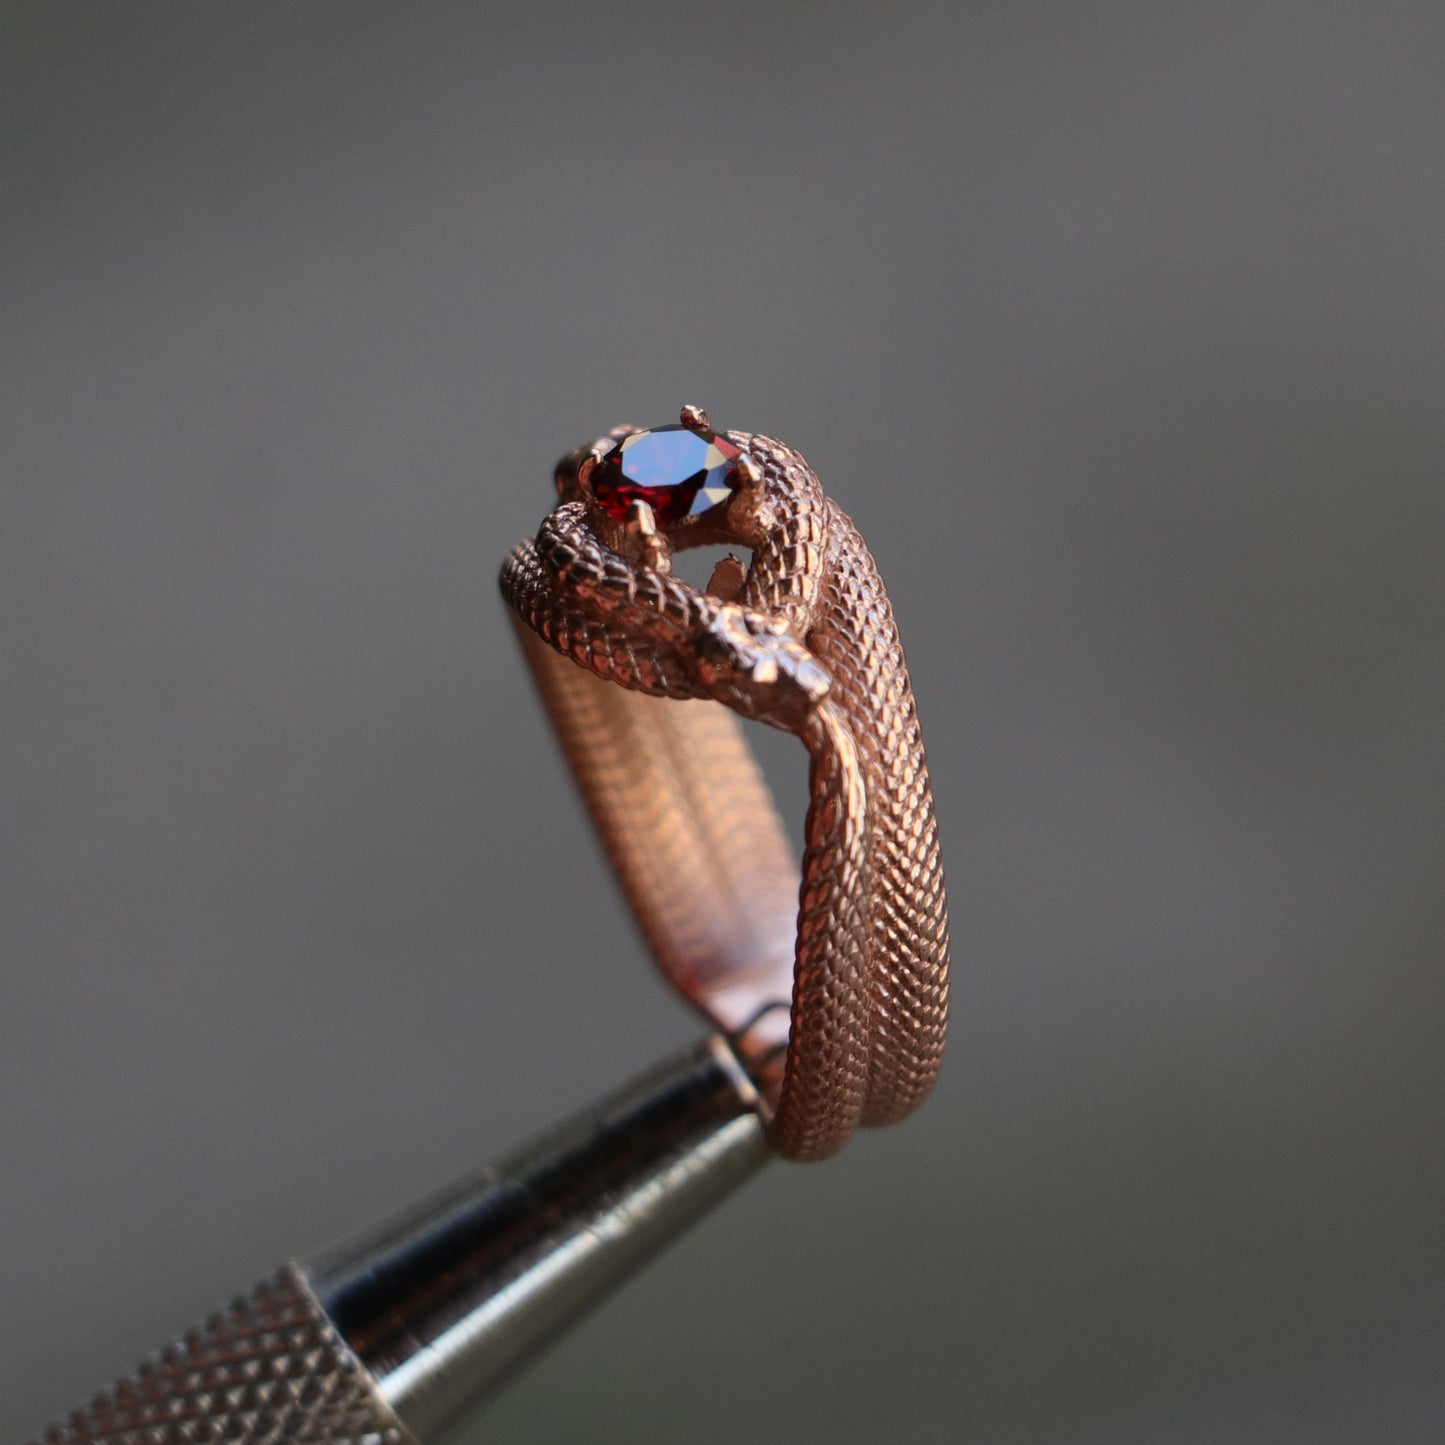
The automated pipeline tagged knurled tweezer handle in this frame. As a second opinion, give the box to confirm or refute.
[32,1035,768,1445]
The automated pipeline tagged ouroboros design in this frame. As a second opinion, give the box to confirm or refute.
[500,410,948,1162]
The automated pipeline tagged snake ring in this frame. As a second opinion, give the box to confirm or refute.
[501,406,949,1161]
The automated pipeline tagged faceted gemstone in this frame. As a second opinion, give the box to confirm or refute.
[591,425,741,526]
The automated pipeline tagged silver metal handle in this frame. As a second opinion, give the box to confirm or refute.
[32,1036,768,1444]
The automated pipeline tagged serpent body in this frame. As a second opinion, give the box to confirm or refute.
[501,423,948,1161]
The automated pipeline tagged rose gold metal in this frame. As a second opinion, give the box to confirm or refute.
[705,553,748,603]
[501,412,949,1162]
[624,497,672,574]
[733,452,763,489]
[679,402,712,431]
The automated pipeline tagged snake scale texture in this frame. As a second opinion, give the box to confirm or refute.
[502,423,948,1161]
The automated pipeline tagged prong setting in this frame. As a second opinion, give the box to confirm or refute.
[625,497,658,537]
[733,453,762,489]
[625,498,672,573]
[679,403,712,432]
[589,424,740,526]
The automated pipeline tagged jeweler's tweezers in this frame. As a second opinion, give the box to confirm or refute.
[32,1035,768,1444]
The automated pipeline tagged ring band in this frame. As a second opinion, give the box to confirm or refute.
[501,407,949,1161]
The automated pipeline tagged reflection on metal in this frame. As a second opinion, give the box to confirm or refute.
[304,1035,768,1441]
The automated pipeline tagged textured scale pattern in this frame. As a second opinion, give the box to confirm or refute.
[33,1264,414,1445]
[501,423,949,1161]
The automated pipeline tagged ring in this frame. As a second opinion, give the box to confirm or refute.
[501,405,949,1161]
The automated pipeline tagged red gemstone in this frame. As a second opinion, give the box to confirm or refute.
[591,425,740,526]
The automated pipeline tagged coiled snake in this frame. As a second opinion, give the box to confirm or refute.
[501,407,948,1161]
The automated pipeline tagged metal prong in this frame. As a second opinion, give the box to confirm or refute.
[555,445,589,500]
[625,497,658,538]
[733,453,762,489]
[565,436,619,500]
[680,403,711,432]
[626,498,672,574]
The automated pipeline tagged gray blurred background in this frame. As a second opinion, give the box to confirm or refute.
[3,3,1444,1441]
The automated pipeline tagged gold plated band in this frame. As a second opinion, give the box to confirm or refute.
[501,407,948,1161]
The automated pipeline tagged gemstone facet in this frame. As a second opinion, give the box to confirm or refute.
[591,425,741,526]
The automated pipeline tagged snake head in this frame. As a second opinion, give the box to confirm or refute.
[694,605,830,729]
